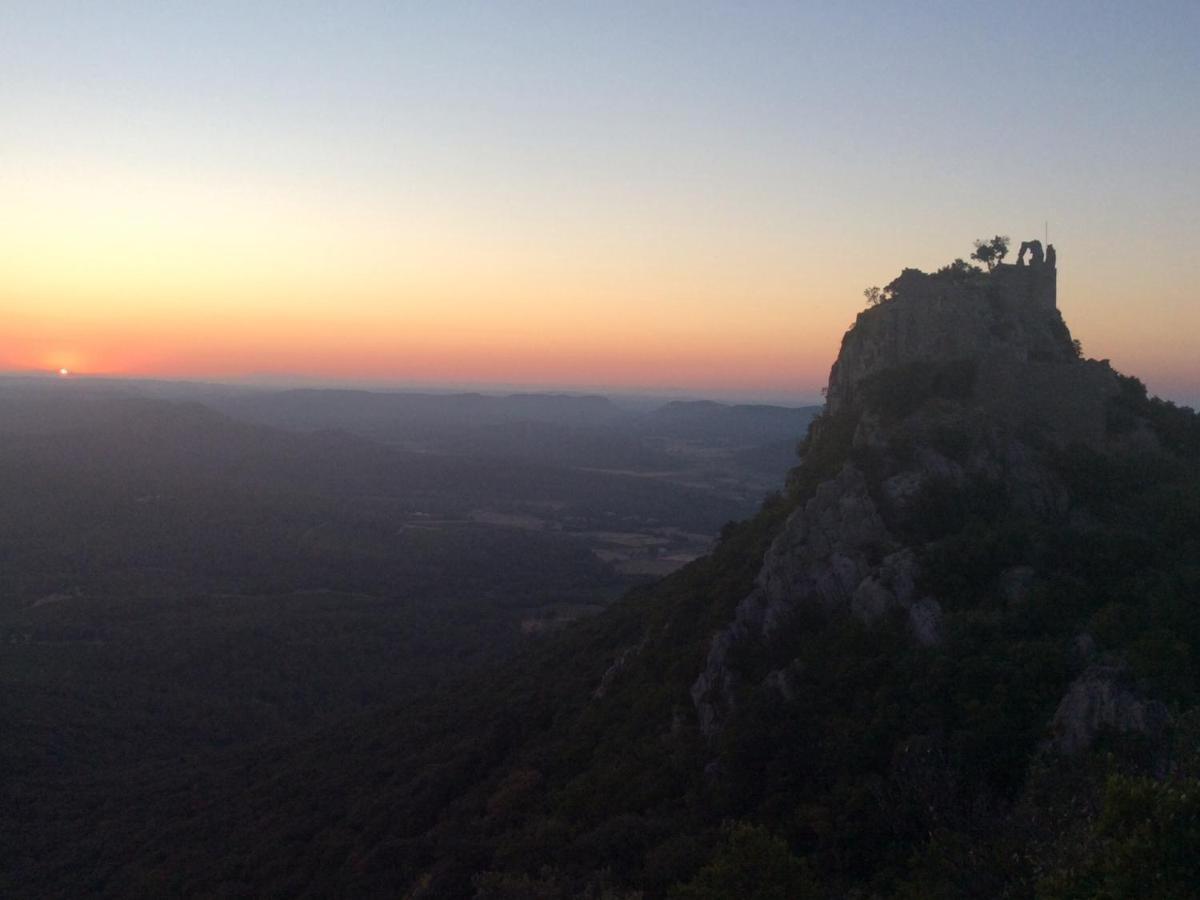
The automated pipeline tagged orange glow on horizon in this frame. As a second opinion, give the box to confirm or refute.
[0,157,852,398]
[2,161,1194,404]
[4,319,833,395]
[3,269,1194,402]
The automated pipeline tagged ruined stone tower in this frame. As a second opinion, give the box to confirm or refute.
[992,240,1057,309]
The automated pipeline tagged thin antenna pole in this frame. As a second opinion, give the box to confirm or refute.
[1045,220,1049,245]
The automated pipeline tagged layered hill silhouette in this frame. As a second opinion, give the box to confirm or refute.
[5,247,1200,898]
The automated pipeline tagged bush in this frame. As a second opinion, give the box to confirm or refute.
[1040,775,1200,899]
[669,822,819,900]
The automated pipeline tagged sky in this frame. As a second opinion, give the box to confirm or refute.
[2,1,1198,404]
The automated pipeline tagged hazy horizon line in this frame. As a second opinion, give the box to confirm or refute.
[0,367,824,408]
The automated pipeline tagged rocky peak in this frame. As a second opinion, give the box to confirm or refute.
[830,257,1059,390]
[824,253,1121,448]
[691,244,1138,738]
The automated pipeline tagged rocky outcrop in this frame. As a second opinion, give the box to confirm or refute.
[826,268,1073,417]
[692,464,946,736]
[756,465,891,628]
[692,465,894,735]
[691,255,1125,739]
[593,633,650,699]
[826,264,1121,452]
[1046,664,1169,755]
[763,659,805,703]
[907,597,944,647]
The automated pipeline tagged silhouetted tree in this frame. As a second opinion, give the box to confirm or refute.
[935,258,981,282]
[863,286,890,307]
[971,235,1010,271]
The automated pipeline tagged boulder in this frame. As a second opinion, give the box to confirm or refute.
[1046,664,1168,755]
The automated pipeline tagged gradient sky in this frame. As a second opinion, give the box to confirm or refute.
[3,2,1198,403]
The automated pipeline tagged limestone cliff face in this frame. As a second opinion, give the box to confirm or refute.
[826,263,1066,417]
[692,257,1140,738]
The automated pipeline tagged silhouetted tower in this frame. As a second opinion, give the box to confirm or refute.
[994,238,1057,309]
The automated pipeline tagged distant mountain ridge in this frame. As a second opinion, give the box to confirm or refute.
[642,400,817,445]
[208,388,628,434]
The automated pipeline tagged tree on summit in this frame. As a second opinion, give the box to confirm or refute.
[970,235,1010,270]
[863,285,890,307]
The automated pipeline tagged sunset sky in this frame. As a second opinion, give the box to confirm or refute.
[3,2,1198,404]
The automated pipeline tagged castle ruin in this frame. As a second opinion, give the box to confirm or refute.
[993,238,1057,309]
